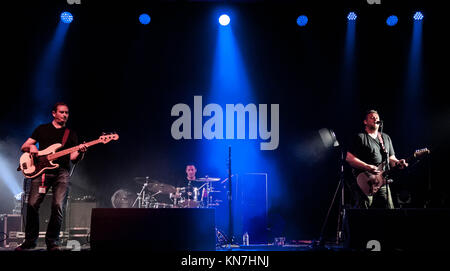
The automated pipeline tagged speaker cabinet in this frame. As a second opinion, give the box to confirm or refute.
[0,214,23,247]
[90,208,216,251]
[345,208,450,251]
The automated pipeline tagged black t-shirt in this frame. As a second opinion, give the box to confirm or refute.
[348,132,395,176]
[31,123,79,170]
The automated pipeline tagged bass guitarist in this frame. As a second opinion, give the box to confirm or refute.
[16,102,87,251]
[346,109,408,209]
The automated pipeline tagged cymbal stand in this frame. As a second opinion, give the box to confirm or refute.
[132,180,148,208]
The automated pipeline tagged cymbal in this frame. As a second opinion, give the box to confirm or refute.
[194,177,221,182]
[134,177,162,184]
[145,182,176,194]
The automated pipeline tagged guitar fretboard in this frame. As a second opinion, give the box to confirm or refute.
[47,139,101,161]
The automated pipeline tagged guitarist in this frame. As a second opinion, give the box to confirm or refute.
[16,102,87,251]
[346,110,408,209]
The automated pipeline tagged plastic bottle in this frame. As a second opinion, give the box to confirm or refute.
[243,232,249,246]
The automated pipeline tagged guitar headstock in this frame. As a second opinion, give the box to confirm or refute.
[99,133,119,144]
[414,148,430,158]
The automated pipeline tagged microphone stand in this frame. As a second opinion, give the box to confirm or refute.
[317,131,345,249]
[227,146,234,248]
[379,123,392,209]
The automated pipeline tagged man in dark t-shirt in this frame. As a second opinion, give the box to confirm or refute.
[346,110,408,209]
[16,102,87,251]
[173,164,204,208]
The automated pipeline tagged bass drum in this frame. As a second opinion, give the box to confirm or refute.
[111,189,136,208]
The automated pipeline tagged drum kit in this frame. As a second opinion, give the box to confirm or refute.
[112,176,224,209]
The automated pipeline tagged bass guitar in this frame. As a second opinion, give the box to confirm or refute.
[19,133,119,178]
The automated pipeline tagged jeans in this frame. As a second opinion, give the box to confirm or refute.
[24,168,70,247]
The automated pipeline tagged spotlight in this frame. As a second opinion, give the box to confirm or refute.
[413,11,424,21]
[347,12,357,21]
[386,15,398,26]
[139,13,151,25]
[296,15,308,27]
[218,14,230,26]
[60,12,73,24]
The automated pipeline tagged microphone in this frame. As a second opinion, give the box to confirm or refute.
[376,120,383,124]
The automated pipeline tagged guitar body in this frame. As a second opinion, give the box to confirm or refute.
[356,163,387,196]
[19,143,62,179]
[18,133,118,178]
[355,148,430,196]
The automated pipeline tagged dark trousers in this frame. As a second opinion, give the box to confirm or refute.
[24,168,70,246]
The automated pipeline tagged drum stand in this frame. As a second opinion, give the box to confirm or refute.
[132,181,148,208]
[132,180,161,208]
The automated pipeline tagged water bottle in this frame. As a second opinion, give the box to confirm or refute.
[243,232,249,246]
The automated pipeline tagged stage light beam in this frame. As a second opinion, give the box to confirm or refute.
[413,11,424,21]
[218,14,230,26]
[347,12,357,21]
[60,12,73,24]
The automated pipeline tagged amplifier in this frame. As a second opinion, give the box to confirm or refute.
[0,214,23,248]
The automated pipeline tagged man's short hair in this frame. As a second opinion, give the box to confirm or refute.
[52,102,68,112]
[364,109,379,120]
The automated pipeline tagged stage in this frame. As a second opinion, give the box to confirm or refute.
[0,1,446,267]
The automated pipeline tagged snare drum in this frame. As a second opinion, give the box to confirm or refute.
[177,185,201,208]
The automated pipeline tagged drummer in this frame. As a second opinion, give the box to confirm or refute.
[185,164,197,183]
[173,164,206,207]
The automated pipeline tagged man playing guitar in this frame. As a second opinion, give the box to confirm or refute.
[346,110,408,209]
[16,102,87,251]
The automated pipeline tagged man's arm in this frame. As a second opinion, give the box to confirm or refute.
[389,155,408,169]
[70,143,87,162]
[21,138,38,154]
[346,151,380,175]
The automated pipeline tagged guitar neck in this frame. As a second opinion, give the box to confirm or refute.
[47,139,101,161]
[405,153,418,164]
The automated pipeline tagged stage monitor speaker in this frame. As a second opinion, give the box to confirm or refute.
[90,208,216,251]
[345,208,450,251]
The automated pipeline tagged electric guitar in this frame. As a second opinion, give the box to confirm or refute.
[356,148,430,196]
[19,133,119,178]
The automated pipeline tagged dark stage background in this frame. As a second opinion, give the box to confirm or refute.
[0,0,446,243]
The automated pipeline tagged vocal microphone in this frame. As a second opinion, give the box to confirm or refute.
[376,120,383,124]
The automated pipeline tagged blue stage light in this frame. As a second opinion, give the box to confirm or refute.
[413,11,424,21]
[296,15,308,27]
[386,15,398,26]
[218,14,230,26]
[347,12,357,21]
[139,13,151,25]
[60,12,73,24]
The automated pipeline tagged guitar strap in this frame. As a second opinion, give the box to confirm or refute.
[377,132,390,171]
[61,128,70,147]
[377,132,387,154]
